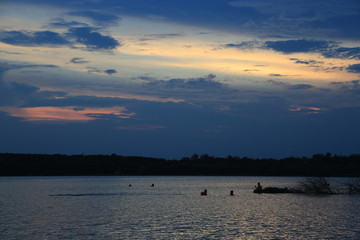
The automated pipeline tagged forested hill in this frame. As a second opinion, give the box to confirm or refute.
[1,153,360,177]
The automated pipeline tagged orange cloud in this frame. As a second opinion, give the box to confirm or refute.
[0,106,134,122]
[288,105,323,114]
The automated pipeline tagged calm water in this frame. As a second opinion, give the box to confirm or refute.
[1,176,360,239]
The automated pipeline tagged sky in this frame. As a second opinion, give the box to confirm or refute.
[0,0,359,159]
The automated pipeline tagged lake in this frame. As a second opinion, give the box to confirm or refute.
[1,176,360,239]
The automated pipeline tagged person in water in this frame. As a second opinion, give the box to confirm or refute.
[201,189,207,195]
[230,190,234,196]
[255,182,262,192]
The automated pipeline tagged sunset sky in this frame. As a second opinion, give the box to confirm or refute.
[1,0,359,159]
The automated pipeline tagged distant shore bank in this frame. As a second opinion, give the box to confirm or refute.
[1,153,359,177]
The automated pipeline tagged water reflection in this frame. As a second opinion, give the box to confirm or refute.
[1,176,360,239]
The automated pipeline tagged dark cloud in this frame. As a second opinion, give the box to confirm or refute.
[0,27,120,51]
[346,64,360,73]
[269,74,284,77]
[66,27,120,50]
[330,80,360,91]
[0,66,36,106]
[87,67,102,74]
[8,0,360,42]
[87,67,117,75]
[302,14,360,39]
[0,50,22,55]
[264,39,334,54]
[0,62,58,71]
[47,18,89,29]
[290,58,324,65]
[68,10,121,26]
[144,74,223,90]
[266,80,314,91]
[104,69,117,75]
[322,47,360,60]
[252,40,360,60]
[266,80,287,87]
[224,41,261,50]
[70,57,89,64]
[226,39,360,61]
[287,84,314,90]
[0,30,70,47]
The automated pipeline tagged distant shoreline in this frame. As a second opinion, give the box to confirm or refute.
[1,153,359,177]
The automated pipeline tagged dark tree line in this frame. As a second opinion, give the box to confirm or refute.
[0,153,359,177]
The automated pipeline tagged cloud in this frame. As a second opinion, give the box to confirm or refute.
[144,74,223,90]
[66,27,120,50]
[0,62,60,106]
[68,10,121,26]
[47,18,89,29]
[0,27,120,51]
[266,80,314,91]
[289,58,324,65]
[287,84,314,90]
[288,105,323,114]
[104,69,117,75]
[0,50,23,55]
[0,106,134,122]
[225,39,360,63]
[0,30,70,47]
[7,0,360,42]
[87,67,117,75]
[347,64,360,73]
[322,47,360,60]
[139,33,182,41]
[264,39,334,54]
[224,41,262,50]
[69,57,89,64]
[330,80,360,91]
[302,14,360,39]
[224,39,360,61]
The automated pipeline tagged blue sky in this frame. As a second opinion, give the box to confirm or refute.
[0,0,359,159]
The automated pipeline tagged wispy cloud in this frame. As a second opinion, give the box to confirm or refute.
[0,106,134,122]
[67,10,121,26]
[288,105,323,114]
[266,80,314,91]
[330,80,360,91]
[69,57,89,64]
[47,18,89,29]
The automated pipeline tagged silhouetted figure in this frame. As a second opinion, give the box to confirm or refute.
[129,184,132,187]
[201,189,207,195]
[151,183,154,187]
[254,182,263,193]
[230,190,234,196]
